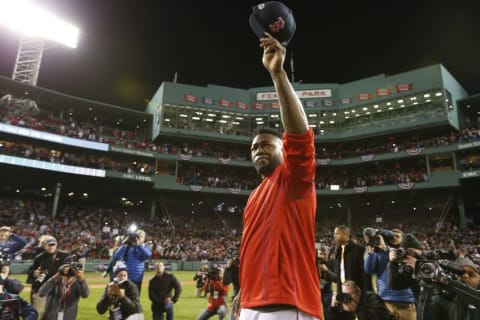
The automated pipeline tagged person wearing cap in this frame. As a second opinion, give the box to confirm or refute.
[37,260,89,320]
[148,261,182,320]
[364,229,417,320]
[233,3,321,319]
[0,225,28,260]
[26,236,69,315]
[97,263,144,320]
[429,257,480,320]
[0,276,38,320]
[113,228,152,293]
[389,233,433,320]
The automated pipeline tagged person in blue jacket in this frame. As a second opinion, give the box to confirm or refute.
[113,227,151,293]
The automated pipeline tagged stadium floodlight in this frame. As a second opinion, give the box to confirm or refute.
[0,0,79,48]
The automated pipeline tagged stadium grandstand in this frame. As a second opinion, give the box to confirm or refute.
[1,63,480,271]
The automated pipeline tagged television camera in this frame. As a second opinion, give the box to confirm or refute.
[362,227,393,248]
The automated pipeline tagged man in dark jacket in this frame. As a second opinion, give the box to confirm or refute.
[429,257,480,320]
[329,280,395,320]
[148,262,182,320]
[97,263,143,320]
[27,236,69,315]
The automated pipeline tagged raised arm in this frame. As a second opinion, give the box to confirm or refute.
[260,33,308,134]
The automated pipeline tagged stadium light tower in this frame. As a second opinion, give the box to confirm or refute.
[0,0,79,86]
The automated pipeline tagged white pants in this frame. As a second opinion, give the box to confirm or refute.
[239,308,319,320]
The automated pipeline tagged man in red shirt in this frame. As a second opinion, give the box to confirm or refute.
[232,32,322,320]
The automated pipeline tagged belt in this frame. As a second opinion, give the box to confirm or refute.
[387,301,415,309]
[251,304,297,312]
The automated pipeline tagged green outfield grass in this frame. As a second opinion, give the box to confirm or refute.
[17,270,227,320]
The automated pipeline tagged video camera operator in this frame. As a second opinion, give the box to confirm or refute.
[0,226,28,260]
[429,257,480,320]
[389,233,434,320]
[112,225,152,293]
[37,256,89,320]
[363,228,417,320]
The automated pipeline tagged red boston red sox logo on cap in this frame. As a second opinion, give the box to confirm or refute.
[269,17,285,33]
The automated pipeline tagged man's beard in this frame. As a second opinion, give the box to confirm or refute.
[255,161,278,176]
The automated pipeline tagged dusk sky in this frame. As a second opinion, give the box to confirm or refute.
[1,0,479,111]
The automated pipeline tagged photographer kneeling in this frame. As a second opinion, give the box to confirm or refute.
[97,264,144,320]
[364,228,417,320]
[329,280,395,320]
[196,266,229,320]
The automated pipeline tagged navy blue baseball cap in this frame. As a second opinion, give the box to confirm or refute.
[249,1,296,46]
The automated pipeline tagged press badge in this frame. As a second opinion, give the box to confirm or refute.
[112,307,123,320]
[57,312,64,320]
[213,291,219,299]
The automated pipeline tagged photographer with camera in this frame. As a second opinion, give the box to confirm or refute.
[37,257,89,320]
[329,280,395,320]
[113,226,152,293]
[317,245,336,320]
[97,263,144,320]
[193,263,209,298]
[148,262,182,320]
[26,237,69,315]
[0,276,38,320]
[363,228,417,320]
[1,257,24,294]
[429,257,480,320]
[196,265,229,320]
[223,251,240,320]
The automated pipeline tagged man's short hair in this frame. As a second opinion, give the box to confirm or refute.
[336,225,350,236]
[256,127,282,139]
[343,280,361,294]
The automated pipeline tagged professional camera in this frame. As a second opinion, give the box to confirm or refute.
[0,298,19,320]
[70,261,83,271]
[123,224,139,245]
[0,252,10,266]
[35,270,48,283]
[414,259,465,283]
[110,277,126,286]
[336,292,353,304]
[362,227,393,247]
[207,266,221,282]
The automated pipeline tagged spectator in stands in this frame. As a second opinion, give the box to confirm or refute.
[96,263,143,320]
[113,228,152,293]
[27,236,69,315]
[38,260,89,320]
[148,261,182,320]
[0,276,38,320]
[234,32,322,320]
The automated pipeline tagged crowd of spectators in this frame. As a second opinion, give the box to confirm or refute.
[1,195,479,266]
